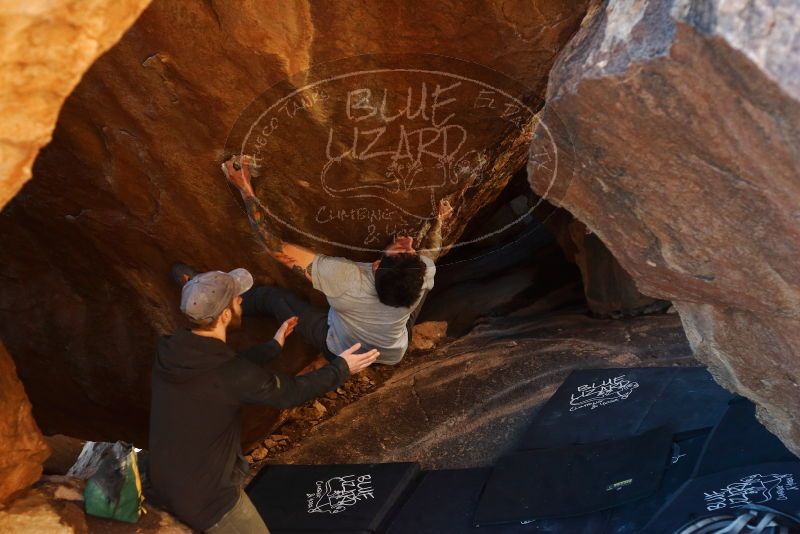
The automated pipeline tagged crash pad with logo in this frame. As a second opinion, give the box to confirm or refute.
[642,461,800,532]
[642,399,800,532]
[518,367,732,450]
[246,462,419,533]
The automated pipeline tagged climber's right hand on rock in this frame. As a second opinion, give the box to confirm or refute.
[437,198,454,222]
[339,343,380,374]
[222,157,254,197]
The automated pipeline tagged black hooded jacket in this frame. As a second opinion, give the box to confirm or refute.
[148,328,349,531]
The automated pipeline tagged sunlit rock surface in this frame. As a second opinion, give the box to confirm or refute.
[0,342,49,503]
[0,0,588,442]
[0,0,152,208]
[529,0,800,453]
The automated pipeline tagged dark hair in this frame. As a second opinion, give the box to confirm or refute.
[374,253,426,308]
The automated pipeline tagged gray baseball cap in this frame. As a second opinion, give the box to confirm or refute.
[180,268,253,323]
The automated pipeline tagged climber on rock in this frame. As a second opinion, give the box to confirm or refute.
[222,156,452,366]
[148,268,379,533]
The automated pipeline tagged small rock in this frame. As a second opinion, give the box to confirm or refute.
[53,484,83,502]
[336,387,345,395]
[271,434,290,442]
[325,391,338,400]
[409,321,448,351]
[263,438,277,448]
[312,400,327,415]
[251,447,268,461]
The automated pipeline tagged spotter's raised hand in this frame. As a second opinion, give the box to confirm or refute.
[437,199,454,222]
[273,316,298,347]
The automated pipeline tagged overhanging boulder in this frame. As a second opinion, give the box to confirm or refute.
[529,0,800,453]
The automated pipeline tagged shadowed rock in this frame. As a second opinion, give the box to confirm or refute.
[547,211,668,317]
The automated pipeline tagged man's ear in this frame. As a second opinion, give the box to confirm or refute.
[221,307,232,326]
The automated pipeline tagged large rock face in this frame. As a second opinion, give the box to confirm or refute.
[0,0,588,442]
[0,342,49,503]
[529,0,800,453]
[0,0,152,208]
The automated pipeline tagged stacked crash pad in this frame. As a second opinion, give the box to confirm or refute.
[246,367,800,533]
[643,399,800,533]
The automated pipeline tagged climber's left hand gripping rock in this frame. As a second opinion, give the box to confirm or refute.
[222,156,255,197]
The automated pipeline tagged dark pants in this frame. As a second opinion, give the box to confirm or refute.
[242,285,429,360]
[206,491,269,533]
[242,286,337,360]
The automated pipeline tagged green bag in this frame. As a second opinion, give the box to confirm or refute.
[83,442,144,523]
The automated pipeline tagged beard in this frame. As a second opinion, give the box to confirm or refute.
[228,307,243,330]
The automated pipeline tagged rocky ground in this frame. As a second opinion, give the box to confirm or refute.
[0,476,191,534]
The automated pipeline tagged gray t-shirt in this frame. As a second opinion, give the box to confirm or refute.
[311,254,436,365]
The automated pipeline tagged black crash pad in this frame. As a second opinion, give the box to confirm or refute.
[695,397,799,478]
[474,426,673,525]
[386,468,610,534]
[388,433,713,533]
[246,462,419,533]
[518,367,732,449]
[643,461,800,533]
[642,399,800,532]
[605,429,710,533]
